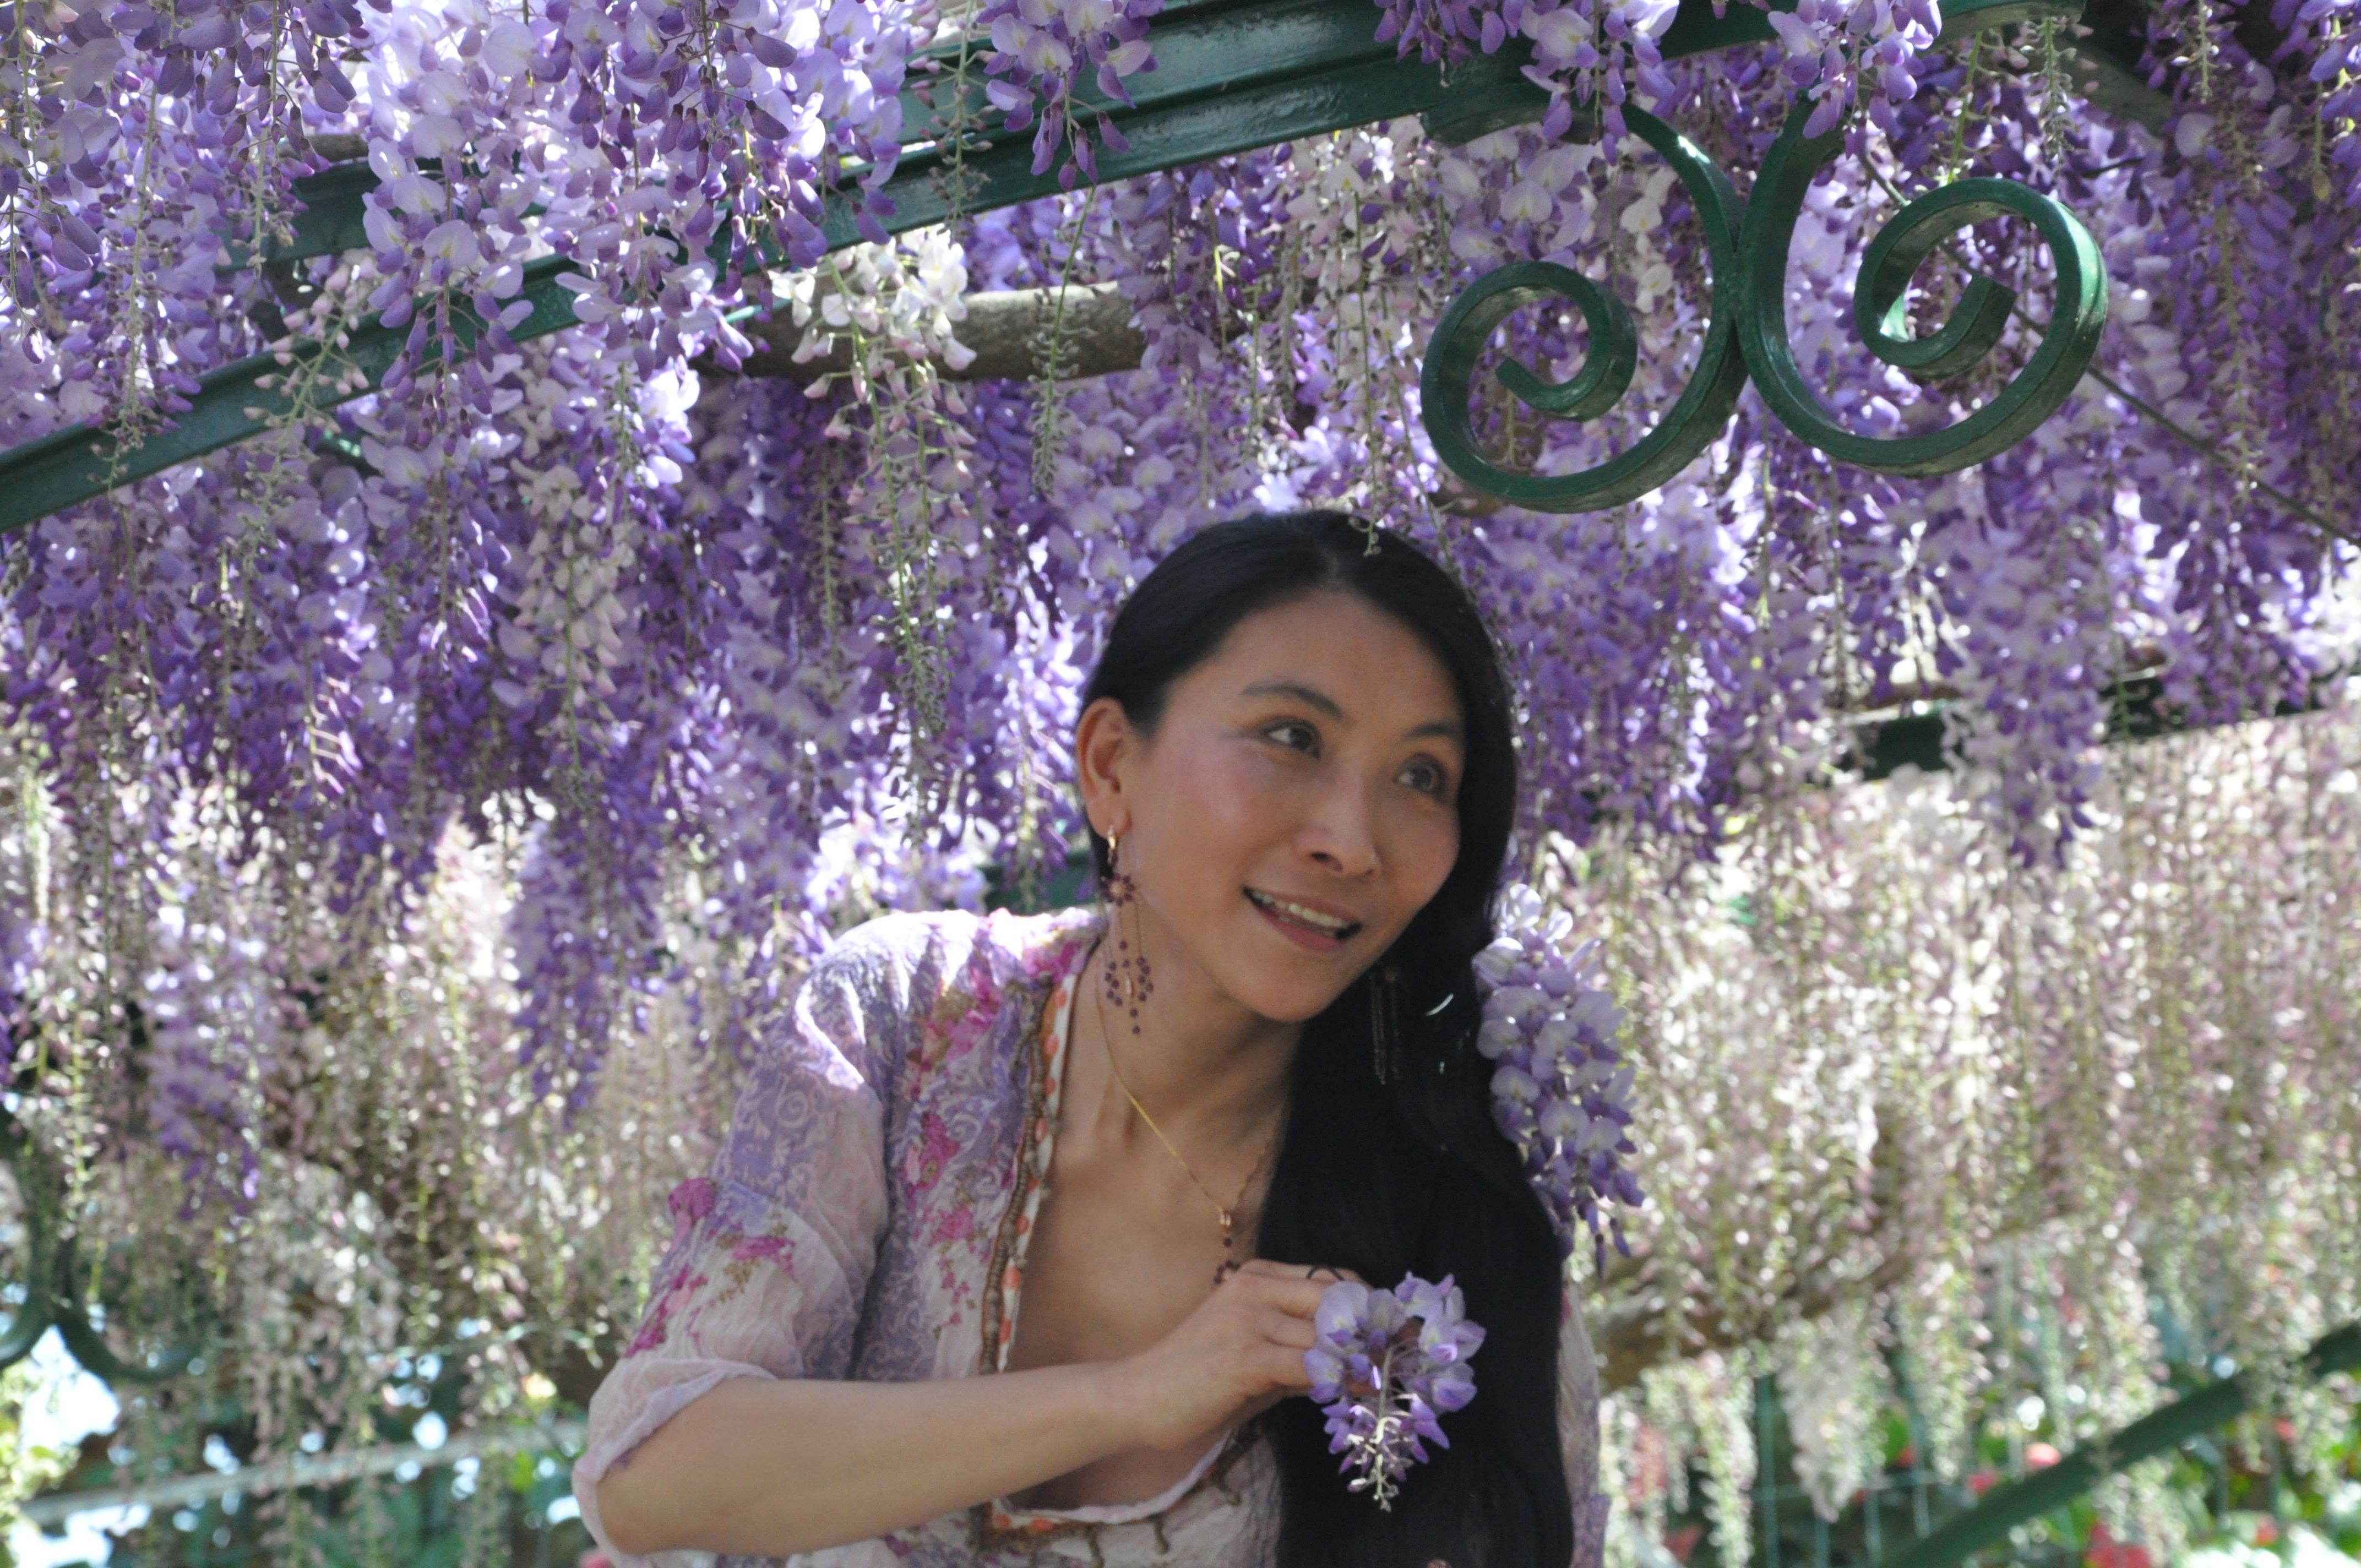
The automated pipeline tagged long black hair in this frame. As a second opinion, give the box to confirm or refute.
[1081,511,1569,1568]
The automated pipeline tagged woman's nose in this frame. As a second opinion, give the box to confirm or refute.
[1300,784,1381,876]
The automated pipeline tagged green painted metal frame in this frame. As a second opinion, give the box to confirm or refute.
[1738,103,2109,473]
[1420,104,1750,511]
[0,1107,200,1385]
[1869,1321,2361,1568]
[1418,51,2110,511]
[0,0,2150,533]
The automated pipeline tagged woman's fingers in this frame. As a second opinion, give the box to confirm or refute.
[1122,1258,1368,1446]
[1235,1258,1307,1283]
[1140,1257,1349,1419]
[1260,1308,1317,1351]
[1238,1257,1364,1291]
[1222,1266,1320,1318]
[1258,1340,1316,1390]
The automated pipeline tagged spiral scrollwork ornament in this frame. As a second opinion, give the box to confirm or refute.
[1419,107,1748,513]
[1739,100,2110,474]
[1421,97,2110,510]
[0,1109,201,1387]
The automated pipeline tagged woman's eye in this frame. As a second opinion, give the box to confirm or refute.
[1400,759,1451,798]
[1264,720,1320,753]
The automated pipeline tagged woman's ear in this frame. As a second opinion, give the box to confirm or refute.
[1074,695,1136,840]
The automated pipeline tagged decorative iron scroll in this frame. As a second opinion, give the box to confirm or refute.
[0,1109,200,1386]
[1420,100,2110,511]
[0,0,2137,532]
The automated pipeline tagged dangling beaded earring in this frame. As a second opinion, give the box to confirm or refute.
[1370,964,1403,1085]
[1101,831,1154,1035]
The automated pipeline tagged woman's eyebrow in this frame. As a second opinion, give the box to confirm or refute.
[1243,679,1462,744]
[1407,717,1465,744]
[1241,679,1345,718]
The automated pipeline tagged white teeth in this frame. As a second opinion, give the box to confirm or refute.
[1249,889,1354,934]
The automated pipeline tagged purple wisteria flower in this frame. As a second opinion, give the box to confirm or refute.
[1303,1274,1486,1509]
[1477,885,1644,1268]
[978,0,1164,186]
[1761,0,1943,138]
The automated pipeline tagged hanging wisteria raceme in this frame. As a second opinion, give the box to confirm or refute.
[1371,0,1681,143]
[0,0,356,456]
[0,0,2345,1109]
[1762,0,1943,136]
[6,668,2358,1562]
[0,0,2358,1551]
[975,0,1161,184]
[1477,884,1644,1263]
[0,0,2348,876]
[1573,690,2361,1568]
[2293,0,2361,211]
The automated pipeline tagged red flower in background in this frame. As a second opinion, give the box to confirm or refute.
[2086,1521,2153,1568]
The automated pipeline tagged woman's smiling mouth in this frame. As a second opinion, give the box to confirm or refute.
[1245,888,1364,949]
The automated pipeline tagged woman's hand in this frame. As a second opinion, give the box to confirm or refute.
[1111,1259,1358,1451]
[596,1261,1368,1557]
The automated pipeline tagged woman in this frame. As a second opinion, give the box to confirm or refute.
[574,511,1607,1567]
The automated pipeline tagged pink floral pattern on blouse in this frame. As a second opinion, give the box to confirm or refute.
[573,907,1607,1568]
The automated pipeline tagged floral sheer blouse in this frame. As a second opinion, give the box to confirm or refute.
[574,907,1612,1568]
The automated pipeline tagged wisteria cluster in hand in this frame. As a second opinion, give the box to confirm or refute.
[1303,1275,1486,1509]
[1477,885,1643,1267]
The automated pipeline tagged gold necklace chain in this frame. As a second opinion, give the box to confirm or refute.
[1089,939,1281,1278]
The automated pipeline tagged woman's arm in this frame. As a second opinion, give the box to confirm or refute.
[596,1361,1128,1557]
[596,1259,1333,1558]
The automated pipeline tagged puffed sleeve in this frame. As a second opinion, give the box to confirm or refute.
[1560,1287,1613,1568]
[570,918,918,1566]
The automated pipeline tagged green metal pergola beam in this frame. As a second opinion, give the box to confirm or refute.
[0,257,592,533]
[0,0,2158,534]
[1871,1322,2361,1568]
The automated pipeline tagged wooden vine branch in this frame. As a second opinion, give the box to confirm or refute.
[738,281,1149,384]
[1590,1244,1916,1392]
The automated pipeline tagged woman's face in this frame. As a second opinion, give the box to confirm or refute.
[1078,590,1466,1026]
